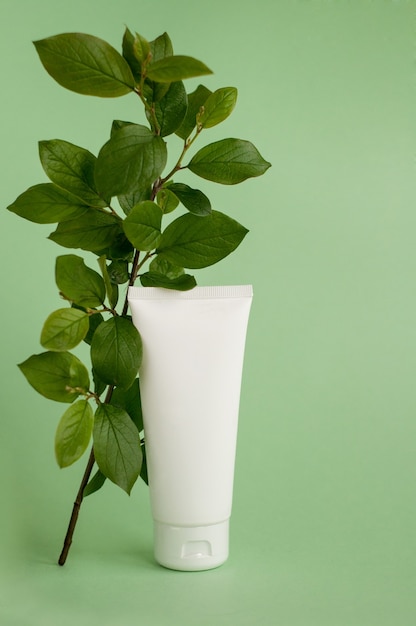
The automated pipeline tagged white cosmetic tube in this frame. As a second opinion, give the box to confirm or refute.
[128,285,253,571]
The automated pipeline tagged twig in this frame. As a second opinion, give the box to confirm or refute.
[57,251,140,565]
[58,446,96,566]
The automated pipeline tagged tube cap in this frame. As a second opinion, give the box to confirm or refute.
[153,520,229,571]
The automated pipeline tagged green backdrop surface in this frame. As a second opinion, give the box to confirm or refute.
[1,1,415,624]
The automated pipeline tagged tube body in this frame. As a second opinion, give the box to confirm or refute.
[128,285,253,570]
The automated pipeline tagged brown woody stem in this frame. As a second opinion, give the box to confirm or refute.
[58,446,96,566]
[58,252,141,565]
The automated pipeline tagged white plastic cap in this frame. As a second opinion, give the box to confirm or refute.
[153,520,229,571]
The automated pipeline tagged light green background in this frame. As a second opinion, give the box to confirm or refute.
[1,1,415,624]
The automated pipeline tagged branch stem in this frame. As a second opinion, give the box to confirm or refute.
[57,254,143,564]
[58,446,95,566]
[158,127,202,188]
[57,82,199,566]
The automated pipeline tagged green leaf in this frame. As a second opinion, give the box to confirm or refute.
[110,118,135,136]
[55,254,106,307]
[197,87,237,129]
[83,311,104,345]
[18,351,90,403]
[146,55,212,83]
[139,34,173,106]
[140,442,148,485]
[91,317,142,390]
[157,210,248,269]
[156,187,179,214]
[111,378,143,433]
[149,32,173,63]
[187,138,271,184]
[7,183,88,224]
[92,368,107,398]
[83,468,107,497]
[122,201,162,250]
[107,234,134,261]
[93,403,142,494]
[149,256,184,279]
[133,32,150,63]
[142,256,197,287]
[41,308,89,351]
[141,32,174,103]
[118,186,152,216]
[108,260,129,284]
[55,399,93,468]
[98,255,118,309]
[139,271,196,290]
[144,80,170,104]
[176,84,212,140]
[153,81,187,137]
[122,28,150,80]
[39,139,108,207]
[166,183,211,216]
[95,124,167,198]
[33,33,135,97]
[49,211,123,253]
[122,28,142,81]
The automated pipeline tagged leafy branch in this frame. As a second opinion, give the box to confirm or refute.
[7,27,270,565]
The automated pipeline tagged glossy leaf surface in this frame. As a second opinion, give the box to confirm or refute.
[197,87,237,129]
[98,256,118,309]
[149,32,173,63]
[111,378,143,433]
[166,182,211,216]
[83,311,104,345]
[55,254,106,307]
[156,187,180,214]
[123,201,162,250]
[91,317,142,390]
[148,256,184,278]
[188,138,271,184]
[146,55,212,82]
[39,139,108,207]
[107,260,129,284]
[7,184,88,224]
[93,403,142,494]
[83,468,107,497]
[153,81,187,136]
[41,308,89,351]
[49,212,123,252]
[139,271,196,290]
[18,351,90,403]
[176,84,212,140]
[157,210,248,268]
[122,28,142,81]
[34,33,135,97]
[95,124,167,198]
[55,400,93,468]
